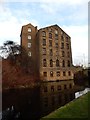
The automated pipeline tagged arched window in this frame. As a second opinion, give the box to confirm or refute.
[62,60,65,67]
[50,59,53,67]
[68,71,71,76]
[43,59,47,67]
[42,31,46,37]
[43,39,46,46]
[62,51,65,57]
[50,71,53,77]
[28,28,31,32]
[49,33,52,38]
[56,59,59,67]
[67,60,70,67]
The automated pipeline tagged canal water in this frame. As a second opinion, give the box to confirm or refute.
[2,80,76,120]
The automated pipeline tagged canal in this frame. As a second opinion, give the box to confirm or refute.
[2,80,78,120]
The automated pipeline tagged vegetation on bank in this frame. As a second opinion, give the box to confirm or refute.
[41,92,89,119]
[1,41,39,89]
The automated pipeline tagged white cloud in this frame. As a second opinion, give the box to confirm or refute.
[3,0,89,5]
[62,25,88,66]
[0,3,39,46]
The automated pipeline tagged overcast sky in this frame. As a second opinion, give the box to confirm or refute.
[0,0,89,66]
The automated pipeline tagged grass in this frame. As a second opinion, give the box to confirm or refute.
[41,92,89,119]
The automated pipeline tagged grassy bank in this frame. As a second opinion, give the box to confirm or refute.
[41,92,89,119]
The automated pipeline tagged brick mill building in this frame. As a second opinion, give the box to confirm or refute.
[20,23,74,85]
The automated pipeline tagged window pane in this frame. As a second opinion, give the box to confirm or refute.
[56,59,59,67]
[68,71,71,76]
[28,28,31,32]
[28,35,31,39]
[63,71,66,76]
[66,43,69,49]
[49,40,52,47]
[61,43,64,49]
[28,43,31,48]
[49,33,52,38]
[51,86,54,92]
[43,39,46,46]
[57,85,61,90]
[50,71,53,77]
[49,49,53,56]
[62,60,65,67]
[43,72,47,77]
[67,60,70,67]
[55,30,58,34]
[55,42,58,48]
[42,48,46,55]
[28,51,31,57]
[62,51,65,57]
[43,59,47,67]
[42,31,46,37]
[50,59,53,67]
[57,71,60,76]
[61,36,64,41]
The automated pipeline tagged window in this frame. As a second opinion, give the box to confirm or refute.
[55,42,58,48]
[49,28,52,32]
[64,84,67,89]
[61,31,63,35]
[28,28,31,32]
[50,59,53,67]
[62,51,65,57]
[44,86,48,92]
[43,39,46,46]
[57,71,60,76]
[62,60,65,67]
[67,52,70,57]
[42,31,46,37]
[57,85,61,90]
[66,43,69,49]
[43,72,47,77]
[63,71,66,76]
[43,59,47,67]
[51,86,54,92]
[56,59,59,67]
[67,60,70,67]
[68,71,71,76]
[49,40,52,47]
[50,71,53,77]
[49,49,53,56]
[55,34,58,40]
[61,43,64,49]
[61,36,64,41]
[28,35,31,40]
[49,33,52,38]
[28,43,31,48]
[28,51,31,57]
[55,30,58,39]
[55,30,58,34]
[42,48,46,55]
[69,84,72,89]
[66,36,68,42]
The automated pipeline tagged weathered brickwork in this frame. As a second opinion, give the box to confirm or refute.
[21,23,75,82]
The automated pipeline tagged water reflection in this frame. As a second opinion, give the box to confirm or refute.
[2,80,76,120]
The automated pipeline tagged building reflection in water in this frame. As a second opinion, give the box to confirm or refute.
[2,80,75,120]
[40,80,75,117]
